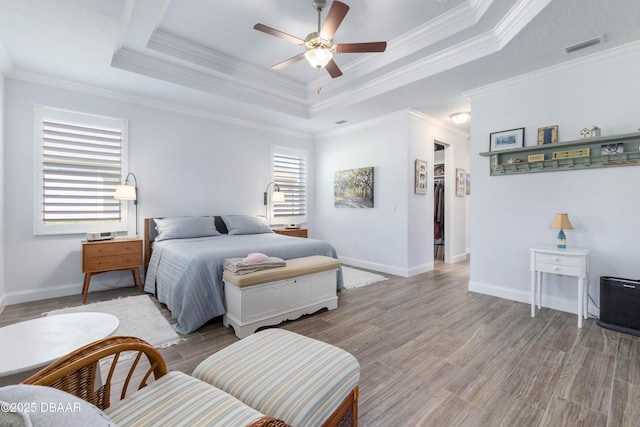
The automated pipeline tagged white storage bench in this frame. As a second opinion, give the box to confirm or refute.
[222,255,340,338]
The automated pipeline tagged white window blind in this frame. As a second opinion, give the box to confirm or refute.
[271,148,307,223]
[35,106,128,235]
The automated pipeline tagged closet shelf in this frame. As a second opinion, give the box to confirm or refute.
[478,132,640,176]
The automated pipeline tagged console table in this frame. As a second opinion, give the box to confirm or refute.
[0,312,119,385]
[530,247,591,328]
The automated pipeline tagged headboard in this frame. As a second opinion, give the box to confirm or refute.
[143,217,229,272]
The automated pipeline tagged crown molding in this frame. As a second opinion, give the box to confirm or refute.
[494,0,552,47]
[464,39,640,99]
[147,29,307,99]
[111,48,310,118]
[408,110,471,138]
[6,69,313,139]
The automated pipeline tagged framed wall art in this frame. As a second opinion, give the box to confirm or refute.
[415,159,427,194]
[334,166,374,208]
[455,168,465,197]
[489,127,525,151]
[537,125,558,145]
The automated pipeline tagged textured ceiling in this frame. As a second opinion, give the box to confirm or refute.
[1,0,639,135]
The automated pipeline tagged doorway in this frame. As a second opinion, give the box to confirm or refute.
[434,141,447,265]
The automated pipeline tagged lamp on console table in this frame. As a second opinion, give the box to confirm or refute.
[114,172,138,236]
[550,213,574,249]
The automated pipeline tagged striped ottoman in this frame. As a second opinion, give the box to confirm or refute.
[192,329,360,427]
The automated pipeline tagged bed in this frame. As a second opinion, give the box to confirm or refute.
[143,215,343,334]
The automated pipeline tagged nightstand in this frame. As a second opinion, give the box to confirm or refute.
[82,238,143,303]
[273,228,308,238]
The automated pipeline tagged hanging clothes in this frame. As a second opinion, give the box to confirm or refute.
[434,181,445,241]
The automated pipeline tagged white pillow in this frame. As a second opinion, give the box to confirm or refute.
[0,384,116,426]
[221,215,273,235]
[155,217,220,242]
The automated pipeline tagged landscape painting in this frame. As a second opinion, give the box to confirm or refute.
[334,167,374,208]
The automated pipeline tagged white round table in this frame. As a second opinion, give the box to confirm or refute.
[0,312,119,385]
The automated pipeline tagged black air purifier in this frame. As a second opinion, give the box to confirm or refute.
[598,276,640,337]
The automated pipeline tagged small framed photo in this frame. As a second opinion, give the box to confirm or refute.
[490,128,525,151]
[601,143,623,155]
[415,159,427,194]
[537,125,558,145]
[455,168,465,197]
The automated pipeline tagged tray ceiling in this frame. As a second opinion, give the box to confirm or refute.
[1,0,640,134]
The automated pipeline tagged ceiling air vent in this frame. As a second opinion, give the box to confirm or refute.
[564,35,604,54]
[335,120,348,125]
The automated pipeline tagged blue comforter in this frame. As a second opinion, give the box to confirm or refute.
[144,233,342,334]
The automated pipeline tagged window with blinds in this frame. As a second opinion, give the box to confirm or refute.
[34,106,128,235]
[271,147,307,224]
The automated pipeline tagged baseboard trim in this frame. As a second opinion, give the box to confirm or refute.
[339,256,409,277]
[4,283,83,305]
[468,280,580,315]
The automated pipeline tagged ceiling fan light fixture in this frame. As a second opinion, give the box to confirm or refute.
[305,48,333,69]
[450,111,471,124]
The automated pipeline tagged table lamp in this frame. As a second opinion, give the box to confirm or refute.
[550,213,574,249]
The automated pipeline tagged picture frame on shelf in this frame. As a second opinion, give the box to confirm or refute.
[537,125,558,145]
[601,143,623,154]
[490,127,525,151]
[414,159,427,194]
[455,168,465,197]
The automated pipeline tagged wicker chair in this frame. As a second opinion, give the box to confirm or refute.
[22,335,291,427]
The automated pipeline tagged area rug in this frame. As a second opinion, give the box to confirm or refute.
[44,295,182,349]
[342,266,388,289]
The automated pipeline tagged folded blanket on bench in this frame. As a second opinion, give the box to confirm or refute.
[224,256,286,275]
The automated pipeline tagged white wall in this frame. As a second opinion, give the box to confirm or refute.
[468,44,640,317]
[314,110,469,276]
[0,72,5,311]
[3,78,312,304]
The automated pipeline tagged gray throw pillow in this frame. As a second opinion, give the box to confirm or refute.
[221,215,273,235]
[155,217,220,241]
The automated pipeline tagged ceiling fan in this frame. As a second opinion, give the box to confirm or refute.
[254,0,387,78]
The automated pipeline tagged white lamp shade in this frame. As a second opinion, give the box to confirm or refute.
[305,48,333,69]
[114,184,137,201]
[272,191,286,203]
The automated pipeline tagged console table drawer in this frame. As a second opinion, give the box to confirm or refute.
[536,262,580,277]
[536,253,580,266]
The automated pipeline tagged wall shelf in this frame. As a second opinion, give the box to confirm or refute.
[479,132,640,175]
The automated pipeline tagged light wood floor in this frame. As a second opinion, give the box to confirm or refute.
[2,260,639,426]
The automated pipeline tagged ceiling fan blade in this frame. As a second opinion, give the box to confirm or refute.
[272,53,306,70]
[254,23,304,45]
[325,59,343,78]
[320,1,349,39]
[335,41,387,53]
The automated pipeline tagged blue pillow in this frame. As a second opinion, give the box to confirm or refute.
[0,384,116,426]
[155,217,220,241]
[221,215,273,235]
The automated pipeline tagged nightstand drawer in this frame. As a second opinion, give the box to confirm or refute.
[83,240,142,258]
[83,253,143,272]
[536,253,580,266]
[536,262,580,277]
